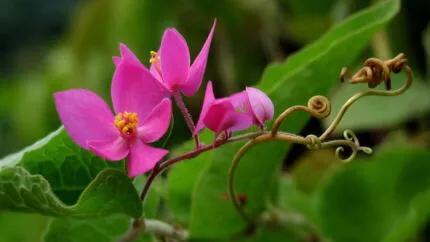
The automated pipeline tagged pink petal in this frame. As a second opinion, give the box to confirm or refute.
[87,137,129,161]
[118,43,142,66]
[195,81,216,133]
[203,99,253,134]
[112,45,169,121]
[159,28,190,91]
[127,140,168,177]
[228,91,252,113]
[138,98,172,143]
[112,56,121,67]
[54,89,118,149]
[182,20,216,96]
[150,63,163,83]
[245,87,274,126]
[224,112,253,132]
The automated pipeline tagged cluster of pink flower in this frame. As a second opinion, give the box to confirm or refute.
[54,21,274,177]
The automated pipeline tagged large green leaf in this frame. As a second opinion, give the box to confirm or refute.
[0,127,123,204]
[316,148,430,242]
[0,212,49,242]
[0,128,141,218]
[0,167,141,218]
[166,139,213,223]
[185,0,400,239]
[44,215,152,242]
[44,176,162,242]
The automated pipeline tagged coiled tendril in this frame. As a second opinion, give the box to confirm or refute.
[228,53,413,226]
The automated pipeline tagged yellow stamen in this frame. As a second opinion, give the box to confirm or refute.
[149,51,160,64]
[235,106,246,113]
[114,112,139,136]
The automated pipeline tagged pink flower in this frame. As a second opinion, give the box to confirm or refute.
[195,81,274,136]
[148,20,216,96]
[54,46,172,177]
[233,87,275,128]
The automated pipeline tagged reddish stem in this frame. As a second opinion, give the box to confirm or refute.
[172,91,200,149]
[139,131,265,202]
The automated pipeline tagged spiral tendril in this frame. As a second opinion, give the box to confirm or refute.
[307,95,331,117]
[330,130,373,162]
[227,53,412,225]
[271,95,331,136]
[340,53,407,90]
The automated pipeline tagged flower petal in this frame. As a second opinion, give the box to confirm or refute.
[87,137,129,161]
[228,91,252,113]
[195,81,216,133]
[127,140,168,177]
[245,87,274,126]
[203,99,253,134]
[159,28,190,90]
[112,45,169,121]
[54,89,118,149]
[150,63,163,83]
[138,98,172,143]
[112,56,121,67]
[117,43,142,66]
[182,20,216,96]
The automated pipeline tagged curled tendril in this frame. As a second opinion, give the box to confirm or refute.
[305,134,321,150]
[331,130,372,162]
[340,53,407,90]
[307,130,372,162]
[307,95,331,117]
[271,95,331,136]
[228,53,413,225]
[321,54,412,140]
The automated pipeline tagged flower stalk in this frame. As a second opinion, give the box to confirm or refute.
[173,91,200,149]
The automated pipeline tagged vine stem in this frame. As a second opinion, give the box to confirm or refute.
[119,131,266,242]
[173,91,200,149]
[227,132,364,224]
[118,218,188,242]
[140,131,266,201]
[320,65,412,140]
[119,55,413,241]
[228,62,413,224]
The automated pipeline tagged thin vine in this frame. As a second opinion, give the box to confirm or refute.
[118,53,413,241]
[228,53,412,225]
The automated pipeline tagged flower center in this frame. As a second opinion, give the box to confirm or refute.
[114,112,139,137]
[149,51,163,77]
[149,51,160,64]
[235,105,247,113]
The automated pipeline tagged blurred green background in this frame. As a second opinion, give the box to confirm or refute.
[1,0,430,241]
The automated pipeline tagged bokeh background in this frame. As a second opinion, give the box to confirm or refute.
[0,0,430,241]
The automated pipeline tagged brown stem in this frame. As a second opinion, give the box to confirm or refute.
[139,131,266,202]
[172,91,200,148]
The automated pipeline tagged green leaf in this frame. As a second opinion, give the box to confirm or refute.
[165,138,213,223]
[0,127,123,204]
[0,212,49,242]
[133,175,162,218]
[316,148,430,242]
[381,190,430,242]
[0,127,142,218]
[324,77,430,132]
[0,167,142,218]
[44,215,152,242]
[186,0,400,239]
[0,127,64,169]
